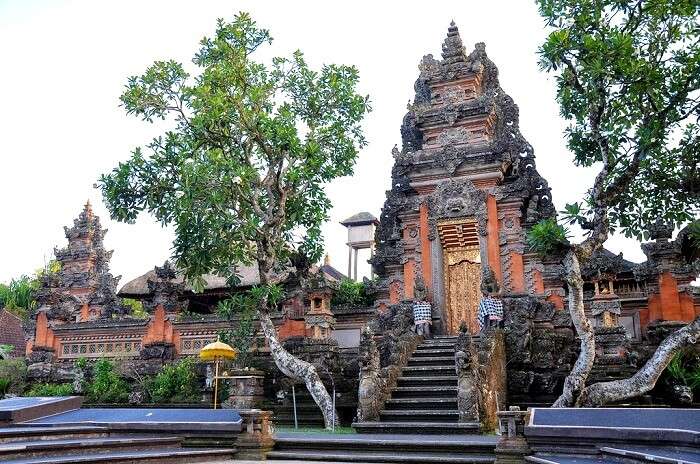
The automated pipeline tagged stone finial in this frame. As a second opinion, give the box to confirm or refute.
[647,218,674,242]
[442,21,466,61]
[324,253,331,266]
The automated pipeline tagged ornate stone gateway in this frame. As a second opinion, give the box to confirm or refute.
[439,219,482,334]
[370,22,558,335]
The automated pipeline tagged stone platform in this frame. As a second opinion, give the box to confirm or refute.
[525,407,700,464]
[0,397,82,424]
[0,397,243,463]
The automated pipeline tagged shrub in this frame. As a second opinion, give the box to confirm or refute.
[24,383,74,397]
[0,378,11,396]
[121,298,148,319]
[331,278,374,308]
[0,358,27,394]
[527,218,570,256]
[84,359,129,404]
[146,358,200,404]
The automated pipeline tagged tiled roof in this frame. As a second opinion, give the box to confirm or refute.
[0,309,26,357]
[340,212,379,227]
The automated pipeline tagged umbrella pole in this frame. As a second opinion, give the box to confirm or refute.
[213,359,219,410]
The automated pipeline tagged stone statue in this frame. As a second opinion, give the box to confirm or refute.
[455,321,480,423]
[357,327,384,421]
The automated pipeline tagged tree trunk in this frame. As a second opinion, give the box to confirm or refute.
[576,316,700,407]
[257,310,339,429]
[552,250,596,407]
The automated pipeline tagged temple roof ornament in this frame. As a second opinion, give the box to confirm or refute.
[441,21,466,62]
[35,202,125,323]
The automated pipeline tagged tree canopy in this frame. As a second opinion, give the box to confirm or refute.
[100,12,371,289]
[538,0,699,244]
[536,0,700,407]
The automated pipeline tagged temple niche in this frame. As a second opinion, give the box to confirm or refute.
[371,22,557,335]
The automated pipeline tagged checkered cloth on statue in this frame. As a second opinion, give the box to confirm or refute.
[412,301,432,324]
[477,295,503,330]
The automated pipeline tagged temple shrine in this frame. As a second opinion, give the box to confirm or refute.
[21,23,700,414]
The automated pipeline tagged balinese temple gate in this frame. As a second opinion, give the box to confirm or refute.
[371,22,559,335]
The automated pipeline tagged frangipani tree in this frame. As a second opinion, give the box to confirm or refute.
[99,13,371,427]
[535,0,699,407]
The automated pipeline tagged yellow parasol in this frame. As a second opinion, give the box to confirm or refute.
[199,338,237,409]
[199,340,237,361]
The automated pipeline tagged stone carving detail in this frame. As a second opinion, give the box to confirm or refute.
[455,322,479,422]
[357,303,421,422]
[357,327,383,421]
[428,179,487,240]
[145,261,187,313]
[33,202,127,328]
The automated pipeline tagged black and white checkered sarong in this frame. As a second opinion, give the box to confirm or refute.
[477,296,503,330]
[412,301,432,324]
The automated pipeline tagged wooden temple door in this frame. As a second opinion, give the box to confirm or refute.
[438,220,482,335]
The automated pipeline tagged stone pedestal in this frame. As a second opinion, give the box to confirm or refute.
[495,407,530,464]
[235,409,275,460]
[223,369,265,409]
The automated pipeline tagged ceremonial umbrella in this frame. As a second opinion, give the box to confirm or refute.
[199,339,237,409]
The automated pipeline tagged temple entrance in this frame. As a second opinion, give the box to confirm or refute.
[438,219,482,335]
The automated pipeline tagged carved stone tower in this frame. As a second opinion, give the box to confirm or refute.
[35,202,124,324]
[371,23,556,334]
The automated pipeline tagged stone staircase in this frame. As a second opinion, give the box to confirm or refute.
[0,425,235,464]
[353,335,479,434]
[267,432,498,463]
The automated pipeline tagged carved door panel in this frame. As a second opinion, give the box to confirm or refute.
[444,247,481,335]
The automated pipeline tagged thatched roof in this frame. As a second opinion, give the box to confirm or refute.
[118,264,260,297]
[118,260,347,298]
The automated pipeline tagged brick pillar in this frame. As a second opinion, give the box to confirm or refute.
[419,202,432,295]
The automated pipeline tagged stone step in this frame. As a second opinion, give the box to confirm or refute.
[401,365,456,377]
[384,397,458,410]
[407,356,455,366]
[273,433,498,454]
[352,421,480,434]
[391,385,458,398]
[0,426,110,444]
[0,436,182,461]
[601,446,700,464]
[380,409,460,423]
[397,375,458,385]
[267,449,494,463]
[1,447,236,464]
[411,348,455,357]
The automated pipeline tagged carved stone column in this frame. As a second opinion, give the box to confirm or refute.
[235,409,275,460]
[223,369,265,409]
[495,406,530,464]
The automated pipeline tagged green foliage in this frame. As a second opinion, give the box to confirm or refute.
[0,358,26,394]
[98,12,371,295]
[24,383,73,397]
[146,358,200,404]
[121,298,147,319]
[0,276,38,320]
[0,345,13,359]
[0,378,10,396]
[666,350,700,391]
[537,0,700,240]
[331,279,374,308]
[527,218,570,256]
[0,261,60,320]
[688,220,700,251]
[217,291,264,368]
[84,359,129,404]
